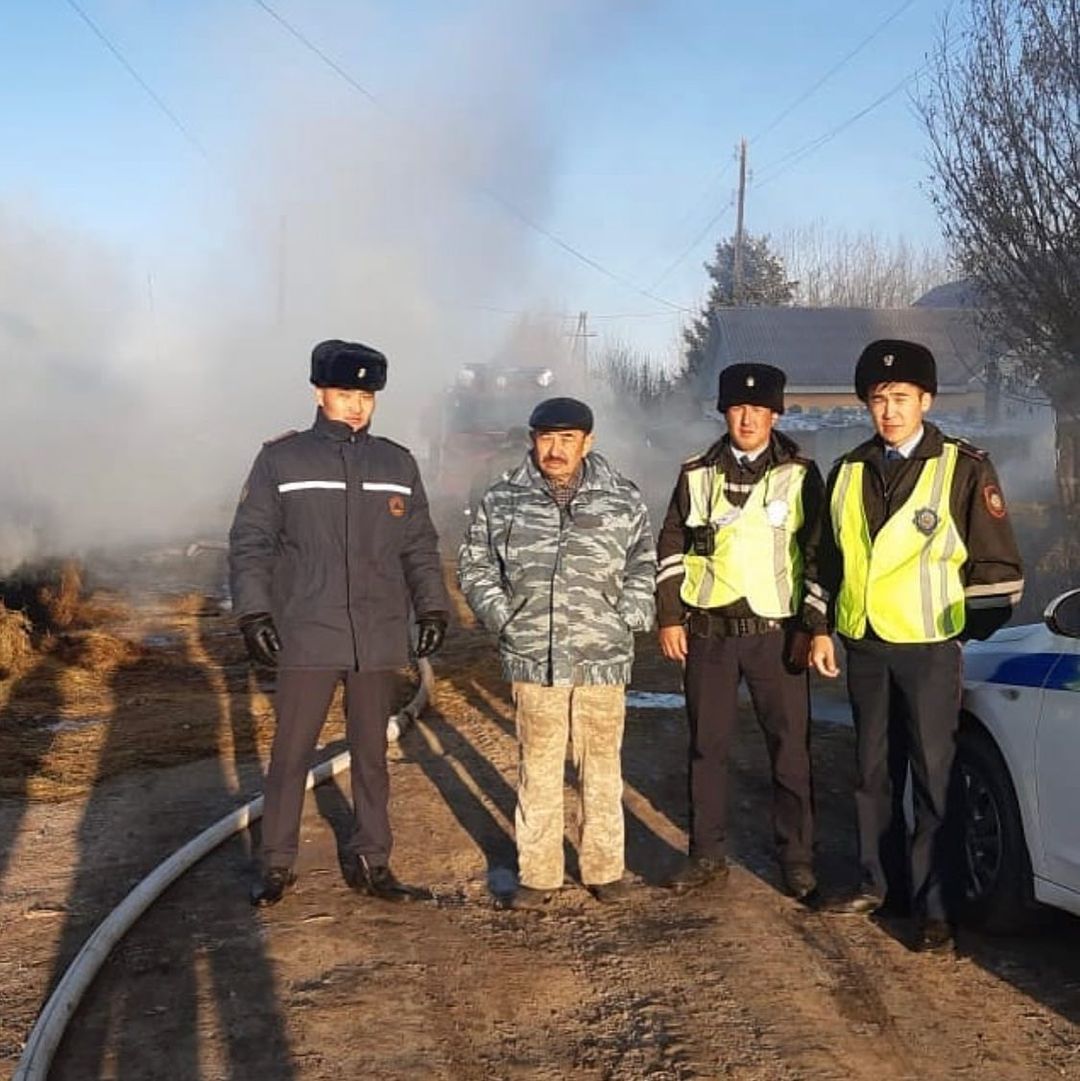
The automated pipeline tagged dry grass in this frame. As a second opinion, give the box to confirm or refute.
[53,630,145,670]
[37,561,83,629]
[0,602,33,680]
[0,589,418,801]
[0,560,448,802]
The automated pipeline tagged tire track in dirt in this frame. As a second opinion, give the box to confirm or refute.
[23,625,1080,1079]
[410,656,1080,1079]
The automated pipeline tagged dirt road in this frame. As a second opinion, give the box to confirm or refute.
[3,597,1080,1079]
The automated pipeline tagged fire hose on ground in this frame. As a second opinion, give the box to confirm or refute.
[13,657,435,1081]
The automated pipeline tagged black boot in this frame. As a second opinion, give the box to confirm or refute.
[666,856,729,895]
[352,855,431,902]
[913,917,954,953]
[250,867,296,907]
[780,862,818,903]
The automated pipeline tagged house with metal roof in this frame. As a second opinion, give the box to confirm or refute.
[694,306,992,419]
[683,304,1055,473]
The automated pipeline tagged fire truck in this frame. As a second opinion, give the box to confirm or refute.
[426,362,559,512]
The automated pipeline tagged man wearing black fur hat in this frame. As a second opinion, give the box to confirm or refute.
[809,339,1023,952]
[657,363,827,902]
[230,339,450,906]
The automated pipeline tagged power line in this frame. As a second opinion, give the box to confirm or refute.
[63,0,211,163]
[636,0,922,288]
[753,34,972,191]
[753,72,916,190]
[250,0,380,107]
[749,0,920,146]
[646,194,736,292]
[249,0,690,314]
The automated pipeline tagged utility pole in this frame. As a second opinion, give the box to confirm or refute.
[146,271,160,367]
[732,137,747,305]
[570,311,597,383]
[276,213,287,327]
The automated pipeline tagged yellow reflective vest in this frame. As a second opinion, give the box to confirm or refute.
[680,461,808,617]
[831,443,968,642]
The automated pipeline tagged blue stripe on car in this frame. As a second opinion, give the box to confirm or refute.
[977,653,1080,691]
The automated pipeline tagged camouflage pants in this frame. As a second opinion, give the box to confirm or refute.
[511,682,626,891]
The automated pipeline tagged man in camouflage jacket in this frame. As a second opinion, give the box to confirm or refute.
[458,397,655,909]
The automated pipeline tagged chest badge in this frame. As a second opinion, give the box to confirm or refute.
[765,499,789,527]
[913,506,939,536]
[388,494,406,517]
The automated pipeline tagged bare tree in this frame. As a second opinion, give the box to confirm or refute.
[780,223,952,308]
[919,0,1080,516]
[594,341,673,408]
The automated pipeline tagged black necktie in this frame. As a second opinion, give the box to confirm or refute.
[738,454,751,470]
[885,448,902,461]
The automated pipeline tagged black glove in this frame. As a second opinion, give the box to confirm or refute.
[415,615,447,658]
[239,613,281,668]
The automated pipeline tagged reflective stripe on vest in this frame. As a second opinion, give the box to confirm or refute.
[680,461,807,617]
[832,443,967,642]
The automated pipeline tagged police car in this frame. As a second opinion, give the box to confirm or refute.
[957,588,1080,930]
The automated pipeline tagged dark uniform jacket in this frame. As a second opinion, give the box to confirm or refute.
[229,410,449,670]
[656,430,828,629]
[816,422,1024,640]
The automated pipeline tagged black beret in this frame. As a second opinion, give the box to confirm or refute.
[854,339,937,400]
[310,339,388,390]
[528,396,594,433]
[717,363,786,414]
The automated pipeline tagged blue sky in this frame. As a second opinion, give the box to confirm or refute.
[2,0,955,365]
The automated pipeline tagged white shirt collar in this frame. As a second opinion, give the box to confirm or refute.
[886,426,925,459]
[731,441,768,464]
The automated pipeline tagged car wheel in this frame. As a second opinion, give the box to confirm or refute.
[953,725,1035,933]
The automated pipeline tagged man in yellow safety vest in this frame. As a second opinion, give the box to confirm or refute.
[809,339,1023,951]
[657,362,828,902]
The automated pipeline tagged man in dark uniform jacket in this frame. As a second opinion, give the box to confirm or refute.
[809,339,1024,951]
[230,339,450,905]
[657,363,828,902]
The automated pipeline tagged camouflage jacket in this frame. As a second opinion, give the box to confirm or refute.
[457,452,656,686]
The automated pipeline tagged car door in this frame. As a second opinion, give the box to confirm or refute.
[1034,637,1080,891]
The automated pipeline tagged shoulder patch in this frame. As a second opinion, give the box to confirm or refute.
[263,429,298,447]
[983,483,1008,519]
[952,436,989,461]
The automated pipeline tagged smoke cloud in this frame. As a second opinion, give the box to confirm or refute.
[0,0,624,572]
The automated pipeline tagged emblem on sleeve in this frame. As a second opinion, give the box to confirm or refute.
[913,506,939,535]
[388,494,406,517]
[984,484,1007,519]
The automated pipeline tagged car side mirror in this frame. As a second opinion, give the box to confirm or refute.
[1044,589,1080,638]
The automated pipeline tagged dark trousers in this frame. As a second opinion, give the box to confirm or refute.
[844,636,962,920]
[260,668,394,870]
[684,629,813,865]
